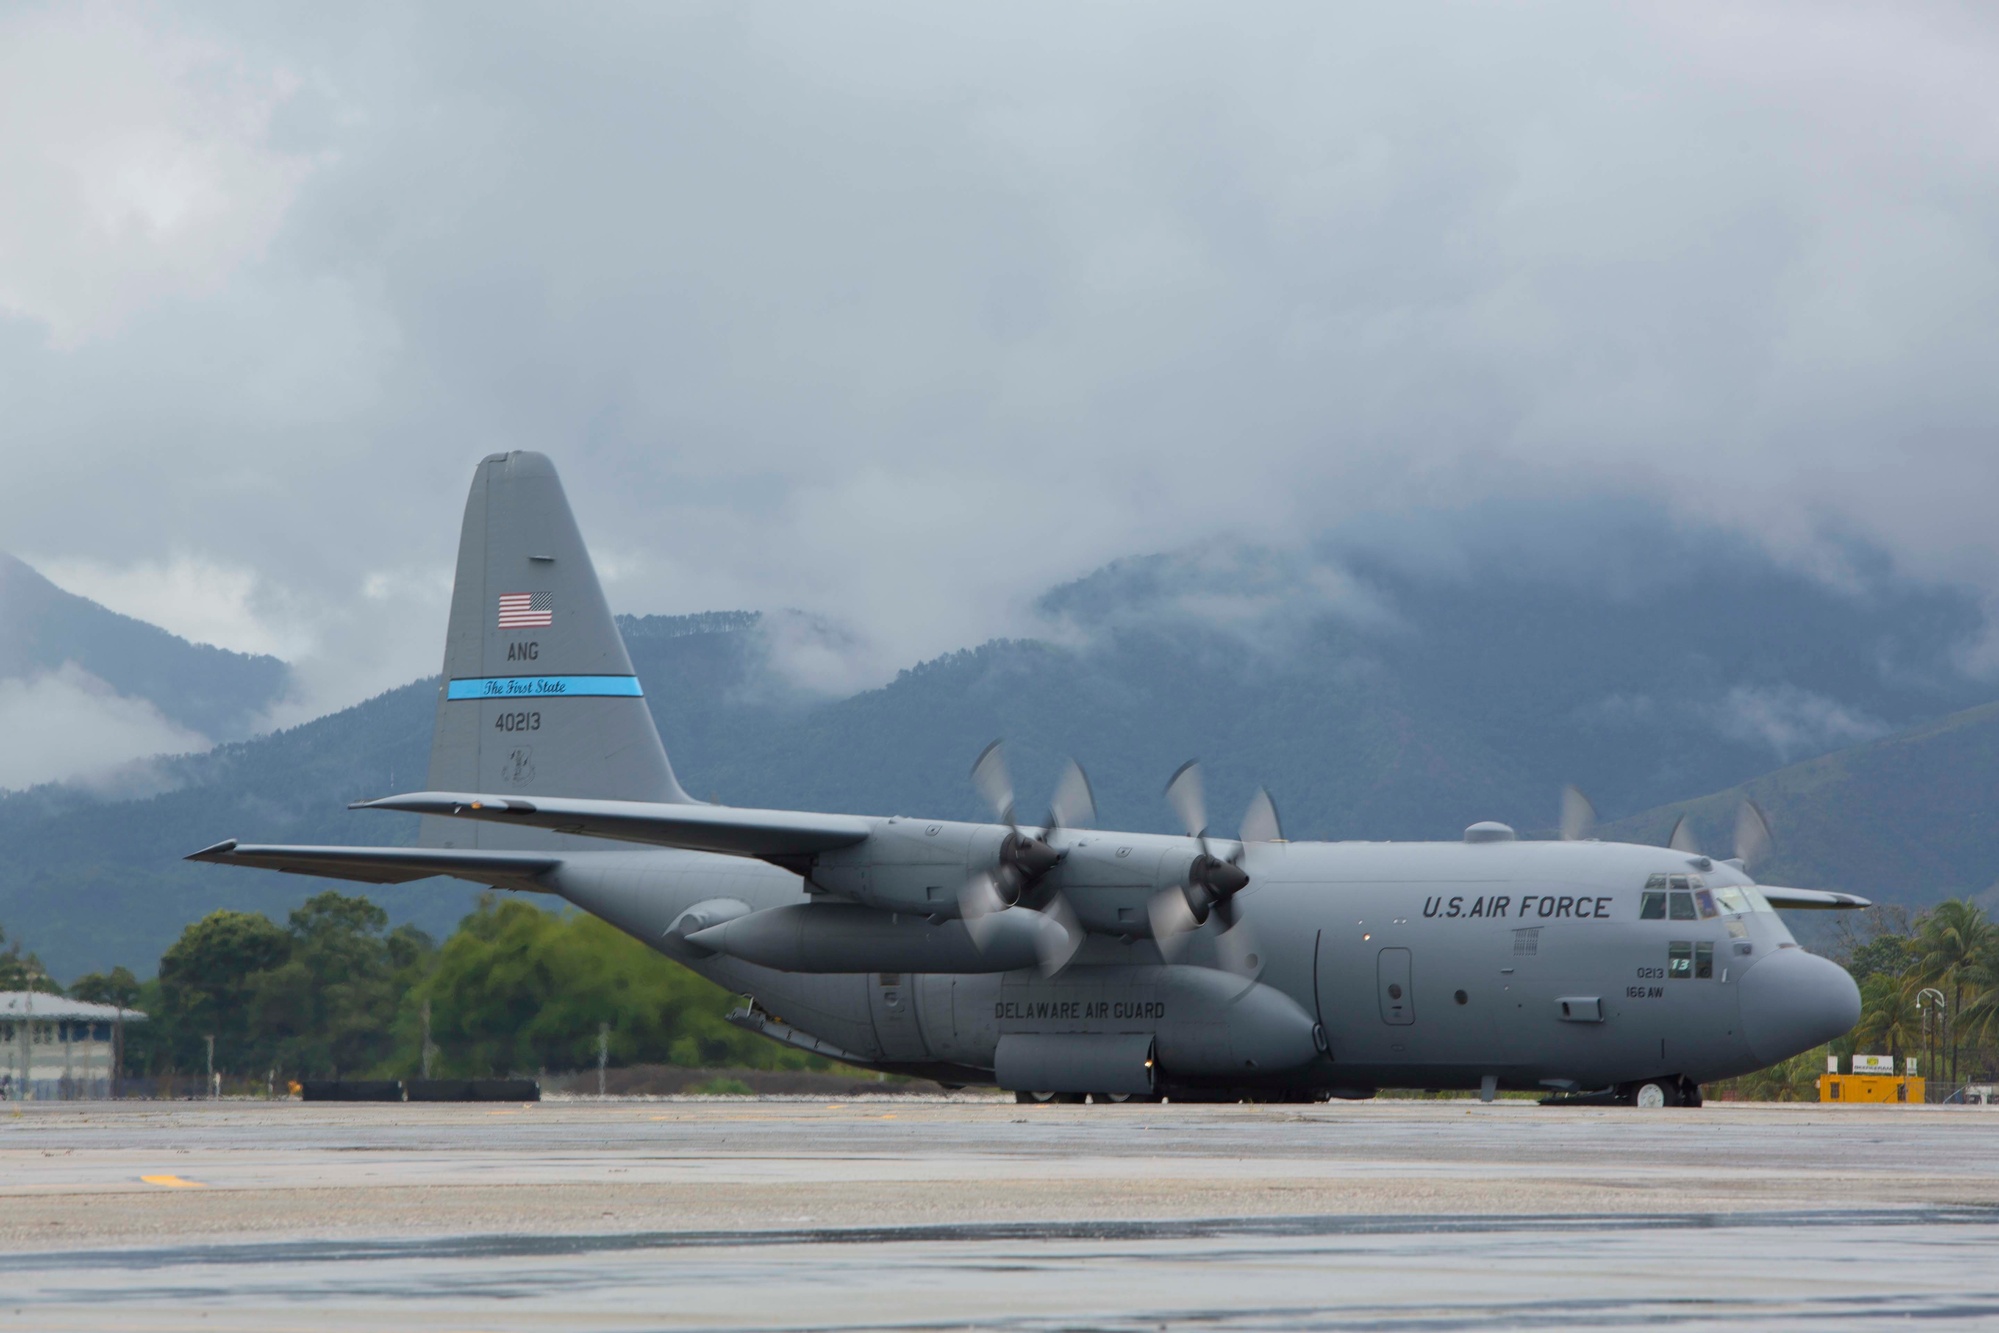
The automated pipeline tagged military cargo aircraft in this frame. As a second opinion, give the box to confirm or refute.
[194,452,1865,1106]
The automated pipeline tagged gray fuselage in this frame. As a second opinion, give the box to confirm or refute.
[548,824,1858,1097]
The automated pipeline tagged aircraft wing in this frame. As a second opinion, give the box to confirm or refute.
[1758,885,1873,910]
[347,791,873,857]
[187,840,562,892]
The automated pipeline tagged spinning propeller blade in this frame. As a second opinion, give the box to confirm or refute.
[1047,759,1097,831]
[1559,785,1596,842]
[1667,815,1700,854]
[1147,887,1201,960]
[1148,760,1269,974]
[970,739,1016,827]
[1240,787,1283,845]
[1734,799,1772,870]
[1035,894,1084,975]
[1164,759,1207,841]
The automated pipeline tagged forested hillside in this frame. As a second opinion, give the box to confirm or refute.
[0,554,291,742]
[1603,700,1999,911]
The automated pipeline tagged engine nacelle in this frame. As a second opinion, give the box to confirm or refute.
[684,901,1058,972]
[805,823,1226,939]
[807,819,1008,916]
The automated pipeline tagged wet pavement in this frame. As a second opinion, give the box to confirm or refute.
[3,1098,1995,1329]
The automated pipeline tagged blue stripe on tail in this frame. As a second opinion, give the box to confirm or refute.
[446,675,644,700]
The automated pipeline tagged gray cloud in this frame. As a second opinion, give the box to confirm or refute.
[1707,682,1892,762]
[3,2,1998,712]
[0,663,208,793]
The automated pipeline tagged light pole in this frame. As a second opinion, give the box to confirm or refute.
[17,962,48,1102]
[1917,988,1946,1103]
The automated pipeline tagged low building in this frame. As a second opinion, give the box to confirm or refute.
[1,992,147,1100]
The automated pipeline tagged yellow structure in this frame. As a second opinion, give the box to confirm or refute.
[1818,1054,1924,1104]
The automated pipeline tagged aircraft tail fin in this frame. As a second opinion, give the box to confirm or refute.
[421,451,691,849]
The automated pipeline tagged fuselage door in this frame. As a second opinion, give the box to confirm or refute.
[867,972,930,1063]
[1378,947,1414,1025]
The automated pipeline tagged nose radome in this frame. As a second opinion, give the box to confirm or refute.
[1738,947,1862,1066]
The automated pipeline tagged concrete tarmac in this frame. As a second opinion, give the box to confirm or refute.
[3,1096,1997,1329]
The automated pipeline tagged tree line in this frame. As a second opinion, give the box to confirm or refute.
[19,892,822,1083]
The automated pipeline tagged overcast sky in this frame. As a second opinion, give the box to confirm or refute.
[4,2,1998,748]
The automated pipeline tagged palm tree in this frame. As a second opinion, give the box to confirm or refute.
[1909,900,1997,1084]
[1852,974,1923,1067]
[1958,927,1999,1071]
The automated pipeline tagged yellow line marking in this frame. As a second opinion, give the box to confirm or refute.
[140,1175,206,1188]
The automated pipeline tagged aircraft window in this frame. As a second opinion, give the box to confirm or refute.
[1713,886,1750,914]
[1640,892,1666,920]
[1742,886,1775,913]
[1695,941,1714,979]
[1669,892,1697,920]
[1669,875,1690,891]
[1694,888,1719,919]
[1668,941,1693,979]
[1644,874,1668,891]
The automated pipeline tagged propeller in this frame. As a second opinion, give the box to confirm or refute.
[966,740,1064,906]
[1734,799,1772,870]
[960,740,1091,975]
[1662,801,1770,868]
[1048,758,1097,832]
[1148,760,1277,975]
[1559,785,1596,842]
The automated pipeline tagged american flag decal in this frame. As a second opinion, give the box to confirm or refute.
[497,591,554,628]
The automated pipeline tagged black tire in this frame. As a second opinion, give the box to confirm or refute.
[1677,1078,1703,1108]
[1627,1079,1679,1108]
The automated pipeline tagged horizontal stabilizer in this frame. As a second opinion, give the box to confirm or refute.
[186,840,561,892]
[1759,885,1873,911]
[350,791,872,857]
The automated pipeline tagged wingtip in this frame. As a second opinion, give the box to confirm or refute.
[186,838,239,862]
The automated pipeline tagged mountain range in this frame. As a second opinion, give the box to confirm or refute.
[4,503,1997,978]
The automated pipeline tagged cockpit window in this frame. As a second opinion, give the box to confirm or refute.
[1645,873,1742,920]
[1668,941,1693,978]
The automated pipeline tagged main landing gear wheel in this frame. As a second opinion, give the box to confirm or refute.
[1626,1079,1683,1108]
